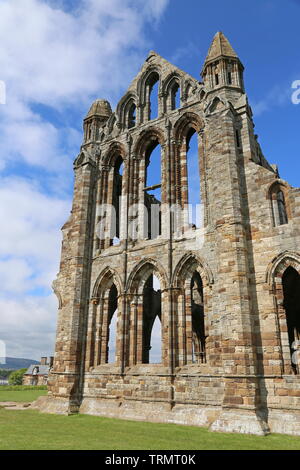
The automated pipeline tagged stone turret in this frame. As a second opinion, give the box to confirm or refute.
[83,98,112,144]
[201,31,245,93]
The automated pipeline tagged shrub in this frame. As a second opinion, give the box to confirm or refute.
[8,369,27,386]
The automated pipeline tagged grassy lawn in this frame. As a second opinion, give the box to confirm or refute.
[0,390,47,402]
[0,386,47,403]
[0,407,300,450]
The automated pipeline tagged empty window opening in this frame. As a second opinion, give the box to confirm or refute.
[186,129,202,228]
[148,73,159,120]
[191,273,206,364]
[128,102,136,129]
[215,74,219,85]
[107,284,118,363]
[111,156,124,243]
[271,187,288,226]
[282,267,300,374]
[277,191,288,225]
[142,274,162,364]
[144,141,161,239]
[171,82,180,110]
[228,72,232,85]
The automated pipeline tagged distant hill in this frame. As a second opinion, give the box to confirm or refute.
[0,357,39,370]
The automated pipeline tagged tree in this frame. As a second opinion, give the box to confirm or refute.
[0,369,13,379]
[8,368,27,386]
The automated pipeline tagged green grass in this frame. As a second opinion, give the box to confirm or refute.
[0,385,47,391]
[0,387,47,402]
[0,407,300,450]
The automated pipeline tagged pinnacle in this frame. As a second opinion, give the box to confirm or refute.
[204,31,238,64]
[85,99,112,119]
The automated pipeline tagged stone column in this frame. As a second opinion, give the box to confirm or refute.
[48,154,96,413]
[85,298,99,369]
[205,111,269,434]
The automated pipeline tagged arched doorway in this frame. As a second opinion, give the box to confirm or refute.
[283,267,300,373]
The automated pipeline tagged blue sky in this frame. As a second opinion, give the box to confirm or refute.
[0,0,299,360]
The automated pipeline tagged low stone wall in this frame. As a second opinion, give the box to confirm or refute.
[36,370,300,436]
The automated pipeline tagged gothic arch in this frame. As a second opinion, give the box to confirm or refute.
[204,96,226,115]
[92,266,122,300]
[266,251,300,374]
[137,66,161,122]
[102,141,126,167]
[162,71,182,95]
[126,258,168,294]
[172,115,206,227]
[172,253,213,366]
[183,80,197,102]
[172,253,214,288]
[173,112,204,141]
[267,180,290,226]
[126,259,167,365]
[88,267,123,367]
[266,251,300,287]
[133,127,165,157]
[116,91,138,129]
[137,65,161,100]
[266,179,289,198]
[161,72,182,111]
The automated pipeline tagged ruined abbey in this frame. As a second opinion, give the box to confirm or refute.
[36,32,300,435]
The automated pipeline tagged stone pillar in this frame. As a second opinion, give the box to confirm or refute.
[100,294,110,364]
[85,298,99,369]
[128,296,139,365]
[176,290,186,366]
[48,154,96,413]
[205,111,269,434]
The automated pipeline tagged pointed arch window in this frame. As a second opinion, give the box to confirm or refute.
[127,101,136,129]
[186,128,202,228]
[191,272,206,364]
[270,184,288,226]
[277,190,288,225]
[146,72,160,120]
[111,156,124,243]
[142,273,162,364]
[175,259,209,367]
[107,284,118,363]
[170,82,180,110]
[91,282,119,366]
[128,264,165,366]
[144,140,162,239]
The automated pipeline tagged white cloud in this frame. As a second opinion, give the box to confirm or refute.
[251,83,293,117]
[0,295,57,360]
[0,177,70,262]
[0,0,169,359]
[0,176,71,358]
[0,258,33,294]
[0,0,169,170]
